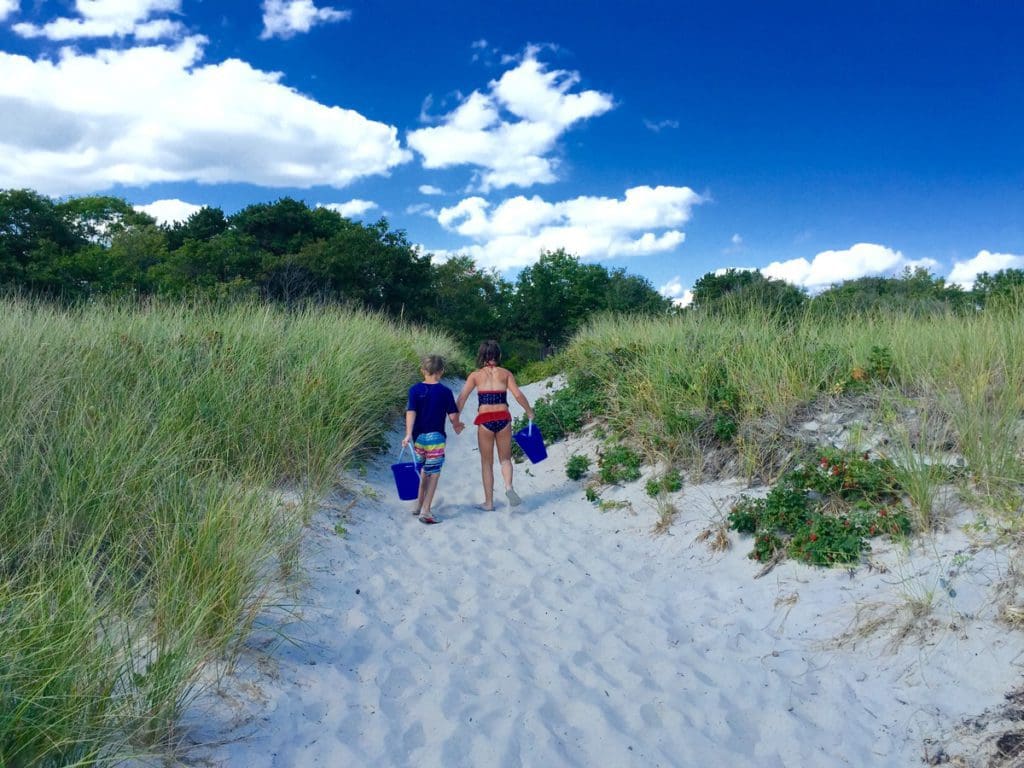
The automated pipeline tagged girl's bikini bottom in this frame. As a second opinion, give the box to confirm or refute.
[474,409,512,433]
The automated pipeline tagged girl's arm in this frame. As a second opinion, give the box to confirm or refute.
[455,372,476,412]
[506,374,535,421]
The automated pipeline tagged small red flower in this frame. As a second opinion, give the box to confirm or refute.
[879,509,887,517]
[869,525,877,534]
[809,533,818,542]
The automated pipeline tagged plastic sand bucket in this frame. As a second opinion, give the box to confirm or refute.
[391,444,421,500]
[513,421,547,464]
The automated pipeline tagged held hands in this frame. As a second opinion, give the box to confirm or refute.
[453,419,465,435]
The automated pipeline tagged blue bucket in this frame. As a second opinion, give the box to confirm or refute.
[513,421,547,464]
[391,445,421,500]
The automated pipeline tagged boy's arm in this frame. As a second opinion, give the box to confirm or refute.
[449,411,465,435]
[402,410,415,447]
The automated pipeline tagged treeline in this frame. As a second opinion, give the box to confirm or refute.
[690,265,1024,316]
[0,189,669,363]
[5,188,1021,359]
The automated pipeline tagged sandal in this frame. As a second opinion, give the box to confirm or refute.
[419,515,441,525]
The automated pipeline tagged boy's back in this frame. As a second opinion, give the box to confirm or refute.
[407,381,457,439]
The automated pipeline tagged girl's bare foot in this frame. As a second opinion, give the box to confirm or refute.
[474,503,495,511]
[505,488,522,507]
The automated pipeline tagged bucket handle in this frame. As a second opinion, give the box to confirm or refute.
[528,419,534,436]
[399,442,421,476]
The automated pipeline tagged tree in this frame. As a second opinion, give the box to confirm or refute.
[972,268,1024,308]
[164,206,229,251]
[511,249,670,351]
[55,195,153,245]
[106,224,168,293]
[691,269,806,316]
[812,267,966,316]
[0,189,83,288]
[604,268,672,315]
[229,198,339,256]
[425,255,510,346]
[151,230,261,296]
[290,218,433,315]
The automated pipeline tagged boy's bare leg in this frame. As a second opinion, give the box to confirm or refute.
[413,474,426,515]
[477,427,496,510]
[420,473,441,517]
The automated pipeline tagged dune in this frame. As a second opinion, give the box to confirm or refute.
[178,378,1021,767]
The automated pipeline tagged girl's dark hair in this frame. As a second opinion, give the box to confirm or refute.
[476,340,501,368]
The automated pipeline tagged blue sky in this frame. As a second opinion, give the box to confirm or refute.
[1,1,1022,302]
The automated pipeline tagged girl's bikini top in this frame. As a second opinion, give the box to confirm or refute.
[478,390,508,406]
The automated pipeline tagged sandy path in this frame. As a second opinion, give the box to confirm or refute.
[182,379,1020,767]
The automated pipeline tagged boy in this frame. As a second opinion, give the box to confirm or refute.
[401,355,463,524]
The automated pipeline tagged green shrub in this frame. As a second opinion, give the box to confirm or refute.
[566,454,591,481]
[645,469,683,497]
[728,449,911,567]
[598,444,643,485]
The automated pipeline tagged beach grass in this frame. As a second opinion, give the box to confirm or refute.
[560,300,1024,523]
[0,298,459,766]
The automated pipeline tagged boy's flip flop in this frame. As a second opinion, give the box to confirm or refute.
[419,516,441,525]
[506,488,522,507]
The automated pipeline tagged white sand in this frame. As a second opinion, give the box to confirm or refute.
[181,379,1022,767]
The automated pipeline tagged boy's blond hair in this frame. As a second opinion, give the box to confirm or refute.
[421,355,445,375]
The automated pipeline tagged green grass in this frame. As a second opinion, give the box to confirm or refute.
[0,298,459,766]
[561,300,1024,521]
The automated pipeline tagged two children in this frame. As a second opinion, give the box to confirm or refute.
[401,355,464,525]
[404,349,535,522]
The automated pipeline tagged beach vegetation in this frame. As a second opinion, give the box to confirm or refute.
[646,469,683,497]
[565,454,591,481]
[0,298,457,766]
[727,449,912,566]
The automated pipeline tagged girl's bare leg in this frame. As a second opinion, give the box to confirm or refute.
[496,426,514,491]
[477,426,496,509]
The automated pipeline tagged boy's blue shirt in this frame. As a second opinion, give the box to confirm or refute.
[407,381,458,439]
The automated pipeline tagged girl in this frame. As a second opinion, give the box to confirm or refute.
[456,340,536,511]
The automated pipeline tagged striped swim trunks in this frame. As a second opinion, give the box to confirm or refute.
[413,431,446,475]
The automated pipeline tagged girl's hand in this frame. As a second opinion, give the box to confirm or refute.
[401,435,411,448]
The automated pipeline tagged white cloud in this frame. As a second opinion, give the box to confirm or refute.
[260,0,350,40]
[134,198,201,224]
[406,202,436,216]
[318,199,377,218]
[407,46,613,191]
[418,184,443,196]
[731,233,742,245]
[948,250,1024,289]
[432,184,702,270]
[761,242,937,291]
[643,118,678,133]
[0,1,19,23]
[0,37,411,195]
[13,0,184,40]
[658,276,693,308]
